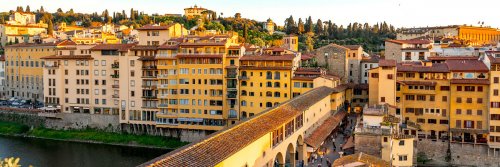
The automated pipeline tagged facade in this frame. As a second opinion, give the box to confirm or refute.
[313,44,349,83]
[397,25,500,46]
[344,45,363,83]
[486,52,500,148]
[369,57,490,144]
[282,35,298,52]
[0,55,5,99]
[360,55,380,84]
[136,23,187,46]
[385,39,433,63]
[183,5,208,19]
[4,42,74,102]
[0,12,48,47]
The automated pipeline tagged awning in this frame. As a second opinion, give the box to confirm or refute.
[304,110,347,149]
[342,137,354,150]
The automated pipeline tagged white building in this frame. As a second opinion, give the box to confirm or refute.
[360,55,379,84]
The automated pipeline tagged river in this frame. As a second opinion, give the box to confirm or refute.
[0,135,169,167]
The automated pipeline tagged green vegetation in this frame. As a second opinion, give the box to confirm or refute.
[0,121,187,148]
[0,122,29,135]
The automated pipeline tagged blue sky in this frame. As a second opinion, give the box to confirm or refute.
[1,0,499,28]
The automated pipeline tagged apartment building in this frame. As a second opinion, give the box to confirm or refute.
[360,55,379,84]
[385,39,433,62]
[369,57,490,144]
[486,52,500,148]
[344,45,363,83]
[4,41,76,102]
[136,23,187,46]
[0,12,48,47]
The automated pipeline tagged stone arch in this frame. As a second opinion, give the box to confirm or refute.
[285,143,296,167]
[296,135,306,165]
[274,152,284,167]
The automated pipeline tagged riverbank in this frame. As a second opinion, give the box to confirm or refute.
[0,121,188,149]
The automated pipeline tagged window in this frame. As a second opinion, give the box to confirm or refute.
[387,74,393,79]
[417,95,426,101]
[440,86,450,91]
[466,98,472,103]
[457,86,462,91]
[427,119,437,124]
[399,140,405,146]
[456,97,462,103]
[429,95,435,101]
[399,155,408,161]
[477,110,483,116]
[495,77,499,84]
[371,73,379,78]
[456,109,461,115]
[467,109,472,115]
[495,89,499,96]
[381,97,385,102]
[442,96,447,102]
[477,98,483,104]
[478,86,483,92]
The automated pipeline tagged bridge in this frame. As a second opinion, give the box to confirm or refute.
[139,86,349,167]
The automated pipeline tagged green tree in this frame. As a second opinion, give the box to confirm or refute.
[57,8,63,13]
[315,19,323,35]
[234,13,241,19]
[297,18,305,34]
[250,38,265,47]
[305,33,314,52]
[306,16,313,33]
[25,5,30,13]
[14,37,19,44]
[16,6,24,12]
[130,8,135,20]
[47,19,54,36]
[243,23,248,41]
[284,15,297,35]
[39,6,45,13]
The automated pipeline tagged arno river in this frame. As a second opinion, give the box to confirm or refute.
[0,136,169,167]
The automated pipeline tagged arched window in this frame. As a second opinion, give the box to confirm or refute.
[266,102,273,108]
[274,72,280,79]
[241,71,247,77]
[241,90,247,96]
[266,91,273,97]
[266,71,272,79]
[241,81,247,86]
[241,100,247,106]
[274,92,281,97]
[274,82,280,88]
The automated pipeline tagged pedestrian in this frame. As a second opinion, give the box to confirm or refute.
[333,143,336,151]
[320,154,324,163]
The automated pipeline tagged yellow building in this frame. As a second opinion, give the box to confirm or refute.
[136,23,187,46]
[397,25,500,46]
[282,35,298,52]
[458,26,500,46]
[487,52,500,148]
[0,12,48,47]
[370,57,490,143]
[4,41,76,102]
[184,5,208,19]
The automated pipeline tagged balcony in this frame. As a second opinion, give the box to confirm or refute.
[112,84,119,88]
[112,94,119,98]
[142,65,157,70]
[142,95,157,99]
[226,73,237,78]
[158,103,169,107]
[111,63,119,69]
[227,93,237,99]
[142,85,157,89]
[238,76,249,80]
[157,74,168,78]
[158,84,168,89]
[44,64,59,68]
[142,75,157,78]
[110,74,119,78]
[159,94,168,98]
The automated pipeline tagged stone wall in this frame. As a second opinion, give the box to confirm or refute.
[354,134,382,157]
[313,44,348,83]
[418,139,500,167]
[45,113,120,132]
[0,111,45,127]
[384,42,402,62]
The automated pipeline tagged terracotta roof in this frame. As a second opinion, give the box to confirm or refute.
[304,110,346,149]
[41,55,93,60]
[450,79,489,85]
[179,41,226,47]
[157,44,179,50]
[90,44,136,52]
[427,56,479,61]
[301,54,314,60]
[131,45,158,51]
[139,86,336,167]
[361,55,380,63]
[354,84,369,90]
[292,76,316,81]
[5,42,58,48]
[136,24,175,30]
[228,45,243,49]
[386,39,431,45]
[378,59,396,67]
[263,46,285,52]
[445,59,488,72]
[333,152,390,167]
[397,62,449,73]
[487,55,500,64]
[398,81,437,86]
[56,40,77,46]
[240,54,296,61]
[138,56,156,61]
[342,45,362,50]
[176,54,223,58]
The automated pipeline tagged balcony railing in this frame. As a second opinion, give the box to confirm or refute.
[142,95,157,99]
[112,84,119,88]
[227,93,237,98]
[142,65,157,69]
[158,84,168,88]
[112,94,119,98]
[157,74,168,78]
[44,64,59,68]
[111,63,119,69]
[226,73,237,78]
[158,103,169,107]
[110,74,119,78]
[156,53,177,58]
[238,76,249,80]
[142,85,157,89]
[142,75,157,78]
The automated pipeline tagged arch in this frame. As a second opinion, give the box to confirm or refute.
[274,152,284,167]
[296,135,306,165]
[274,92,281,97]
[266,91,273,97]
[267,82,272,87]
[241,71,247,76]
[241,100,247,106]
[274,71,281,79]
[274,82,280,88]
[241,90,247,96]
[266,102,273,108]
[266,71,273,79]
[285,143,296,167]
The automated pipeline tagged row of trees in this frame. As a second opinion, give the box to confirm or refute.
[283,15,397,52]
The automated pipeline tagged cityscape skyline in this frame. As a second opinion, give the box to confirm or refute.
[1,0,500,28]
